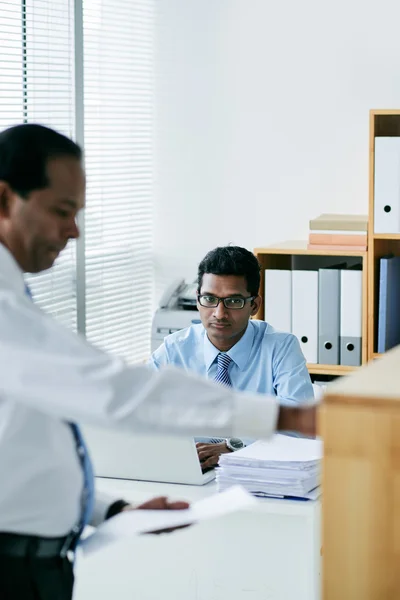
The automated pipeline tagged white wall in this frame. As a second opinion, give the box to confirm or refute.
[155,0,400,297]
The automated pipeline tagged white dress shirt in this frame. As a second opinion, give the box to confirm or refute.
[0,243,278,537]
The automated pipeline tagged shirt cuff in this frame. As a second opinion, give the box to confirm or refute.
[105,499,130,520]
[232,393,278,440]
[90,490,125,526]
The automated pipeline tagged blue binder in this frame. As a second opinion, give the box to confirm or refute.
[377,255,400,352]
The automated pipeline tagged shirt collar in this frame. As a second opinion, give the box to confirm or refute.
[204,321,255,372]
[0,243,26,296]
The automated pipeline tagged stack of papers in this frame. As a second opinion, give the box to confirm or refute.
[217,435,322,500]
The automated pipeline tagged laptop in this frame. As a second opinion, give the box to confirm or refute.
[83,427,216,485]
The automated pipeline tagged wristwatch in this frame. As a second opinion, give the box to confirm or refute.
[225,437,245,452]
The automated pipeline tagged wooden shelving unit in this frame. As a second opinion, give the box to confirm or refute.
[367,109,400,360]
[253,108,400,376]
[306,364,358,377]
[254,241,368,377]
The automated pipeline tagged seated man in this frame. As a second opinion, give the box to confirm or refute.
[150,245,314,470]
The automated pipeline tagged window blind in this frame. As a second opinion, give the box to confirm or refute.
[83,0,154,362]
[0,0,77,330]
[0,0,155,359]
[0,0,23,130]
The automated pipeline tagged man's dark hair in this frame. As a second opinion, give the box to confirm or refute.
[0,123,82,199]
[197,246,261,296]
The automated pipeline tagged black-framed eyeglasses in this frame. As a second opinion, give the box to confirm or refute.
[197,294,256,310]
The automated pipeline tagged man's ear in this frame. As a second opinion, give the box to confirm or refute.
[250,295,262,317]
[0,182,13,218]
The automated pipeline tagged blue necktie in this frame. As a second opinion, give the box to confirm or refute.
[24,282,95,536]
[69,424,95,538]
[214,353,232,387]
[205,353,233,444]
[24,284,33,299]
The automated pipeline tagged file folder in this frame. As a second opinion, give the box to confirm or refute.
[374,137,400,234]
[318,269,340,365]
[340,270,362,366]
[264,269,292,332]
[377,255,400,353]
[291,270,318,363]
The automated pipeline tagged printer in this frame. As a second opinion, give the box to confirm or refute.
[151,279,202,352]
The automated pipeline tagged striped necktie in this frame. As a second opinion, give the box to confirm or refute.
[24,282,95,539]
[214,353,232,387]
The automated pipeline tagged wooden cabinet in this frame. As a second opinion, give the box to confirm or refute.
[321,345,400,599]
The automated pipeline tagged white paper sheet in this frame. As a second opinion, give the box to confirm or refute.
[81,485,257,556]
[219,436,323,469]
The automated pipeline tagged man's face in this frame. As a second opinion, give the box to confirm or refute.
[197,273,261,350]
[0,156,85,273]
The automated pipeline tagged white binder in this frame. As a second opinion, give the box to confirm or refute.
[374,137,400,234]
[264,269,292,332]
[291,270,318,363]
[340,270,362,366]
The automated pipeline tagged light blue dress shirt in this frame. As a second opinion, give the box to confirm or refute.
[150,320,313,443]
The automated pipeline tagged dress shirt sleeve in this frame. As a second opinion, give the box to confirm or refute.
[0,290,278,440]
[272,334,314,406]
[148,342,168,370]
[91,492,133,526]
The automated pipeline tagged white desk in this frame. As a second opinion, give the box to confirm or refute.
[74,478,321,600]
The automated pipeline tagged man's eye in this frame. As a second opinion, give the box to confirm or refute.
[203,296,216,303]
[226,298,242,305]
[54,208,69,218]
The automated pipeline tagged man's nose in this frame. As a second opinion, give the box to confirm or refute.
[213,300,228,319]
[66,217,80,240]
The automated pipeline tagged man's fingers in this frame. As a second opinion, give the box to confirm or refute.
[166,501,189,510]
[137,497,189,511]
[196,444,212,456]
[198,448,215,461]
[201,455,219,470]
[137,496,168,510]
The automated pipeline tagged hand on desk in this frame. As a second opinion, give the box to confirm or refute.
[122,496,190,534]
[196,441,232,472]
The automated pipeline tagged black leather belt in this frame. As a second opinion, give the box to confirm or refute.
[0,531,78,558]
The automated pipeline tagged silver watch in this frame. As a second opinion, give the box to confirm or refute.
[226,437,245,451]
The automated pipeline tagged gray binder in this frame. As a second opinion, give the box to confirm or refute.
[340,337,361,366]
[340,270,362,366]
[318,269,340,365]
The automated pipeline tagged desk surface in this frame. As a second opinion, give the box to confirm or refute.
[76,478,321,600]
[96,476,320,516]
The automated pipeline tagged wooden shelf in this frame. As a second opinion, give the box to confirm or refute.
[368,111,400,359]
[371,109,400,116]
[372,352,382,360]
[254,241,367,258]
[373,233,400,240]
[307,363,358,376]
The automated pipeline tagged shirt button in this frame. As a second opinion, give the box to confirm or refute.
[78,446,85,457]
[72,525,80,534]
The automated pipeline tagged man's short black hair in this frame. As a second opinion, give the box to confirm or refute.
[197,246,261,297]
[0,123,82,199]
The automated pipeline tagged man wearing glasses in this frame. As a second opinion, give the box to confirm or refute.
[150,246,314,470]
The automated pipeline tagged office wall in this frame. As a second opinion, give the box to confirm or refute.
[154,0,400,296]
